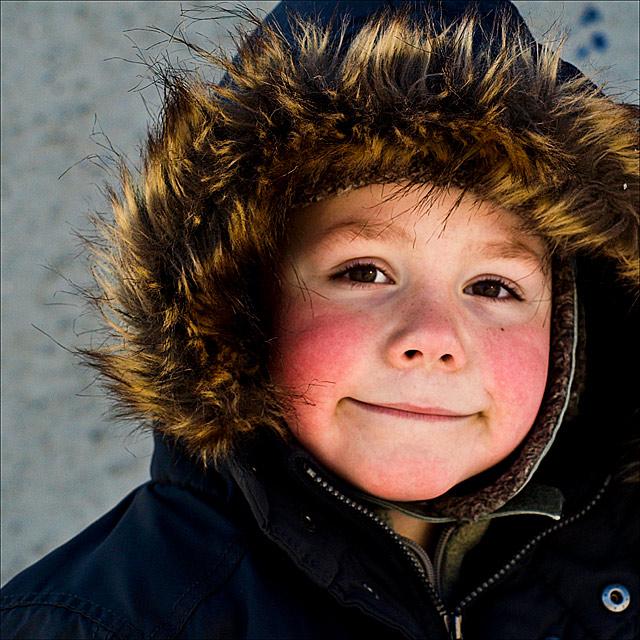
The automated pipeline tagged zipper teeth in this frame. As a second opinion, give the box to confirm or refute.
[400,536,436,584]
[454,475,611,614]
[305,464,610,638]
[304,466,450,619]
[433,524,455,595]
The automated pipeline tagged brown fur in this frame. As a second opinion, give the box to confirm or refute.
[79,4,639,467]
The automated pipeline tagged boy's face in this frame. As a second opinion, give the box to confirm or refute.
[270,183,551,501]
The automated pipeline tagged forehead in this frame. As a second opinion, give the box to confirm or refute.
[288,183,547,263]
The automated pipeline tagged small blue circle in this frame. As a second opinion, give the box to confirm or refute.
[576,46,590,60]
[580,6,602,26]
[591,32,609,51]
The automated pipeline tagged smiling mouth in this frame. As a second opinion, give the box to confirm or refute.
[348,398,475,421]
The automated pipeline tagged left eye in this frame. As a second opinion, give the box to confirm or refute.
[464,279,522,300]
[332,262,393,285]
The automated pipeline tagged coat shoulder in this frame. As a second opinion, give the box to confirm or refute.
[1,481,247,639]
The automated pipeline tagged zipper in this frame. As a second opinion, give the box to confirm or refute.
[451,476,611,620]
[400,523,454,596]
[304,463,609,640]
[433,523,455,596]
[303,465,452,635]
[401,533,464,640]
[401,536,436,584]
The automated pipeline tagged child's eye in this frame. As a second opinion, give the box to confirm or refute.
[464,278,523,301]
[331,261,393,287]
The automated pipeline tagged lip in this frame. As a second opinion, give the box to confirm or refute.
[348,398,474,421]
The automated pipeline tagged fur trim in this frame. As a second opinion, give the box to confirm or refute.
[80,3,639,466]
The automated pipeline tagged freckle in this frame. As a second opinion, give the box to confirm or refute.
[500,327,505,332]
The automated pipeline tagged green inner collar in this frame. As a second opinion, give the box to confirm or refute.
[361,481,565,524]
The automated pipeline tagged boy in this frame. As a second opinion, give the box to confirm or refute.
[2,1,638,639]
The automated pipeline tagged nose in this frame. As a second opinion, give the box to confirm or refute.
[384,300,467,372]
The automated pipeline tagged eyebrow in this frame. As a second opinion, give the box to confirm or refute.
[313,218,413,246]
[480,239,546,265]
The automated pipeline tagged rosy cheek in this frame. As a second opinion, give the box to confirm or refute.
[271,302,368,394]
[483,324,550,429]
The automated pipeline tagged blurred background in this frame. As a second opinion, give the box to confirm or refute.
[1,1,638,586]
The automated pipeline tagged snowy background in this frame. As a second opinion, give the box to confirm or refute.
[2,1,638,585]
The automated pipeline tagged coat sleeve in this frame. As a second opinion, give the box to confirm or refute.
[1,595,128,640]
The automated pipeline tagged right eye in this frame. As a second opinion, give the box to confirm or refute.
[331,261,394,287]
[463,277,523,301]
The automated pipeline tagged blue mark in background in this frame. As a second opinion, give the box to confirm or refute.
[579,6,602,26]
[591,32,608,51]
[576,46,590,60]
[574,4,609,60]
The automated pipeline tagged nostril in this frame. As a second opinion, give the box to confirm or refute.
[405,349,420,358]
[441,353,453,363]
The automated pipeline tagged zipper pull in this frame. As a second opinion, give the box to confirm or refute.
[449,611,463,640]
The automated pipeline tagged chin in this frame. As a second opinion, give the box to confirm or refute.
[353,472,459,503]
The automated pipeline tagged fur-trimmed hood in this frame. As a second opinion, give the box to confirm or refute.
[82,0,638,494]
